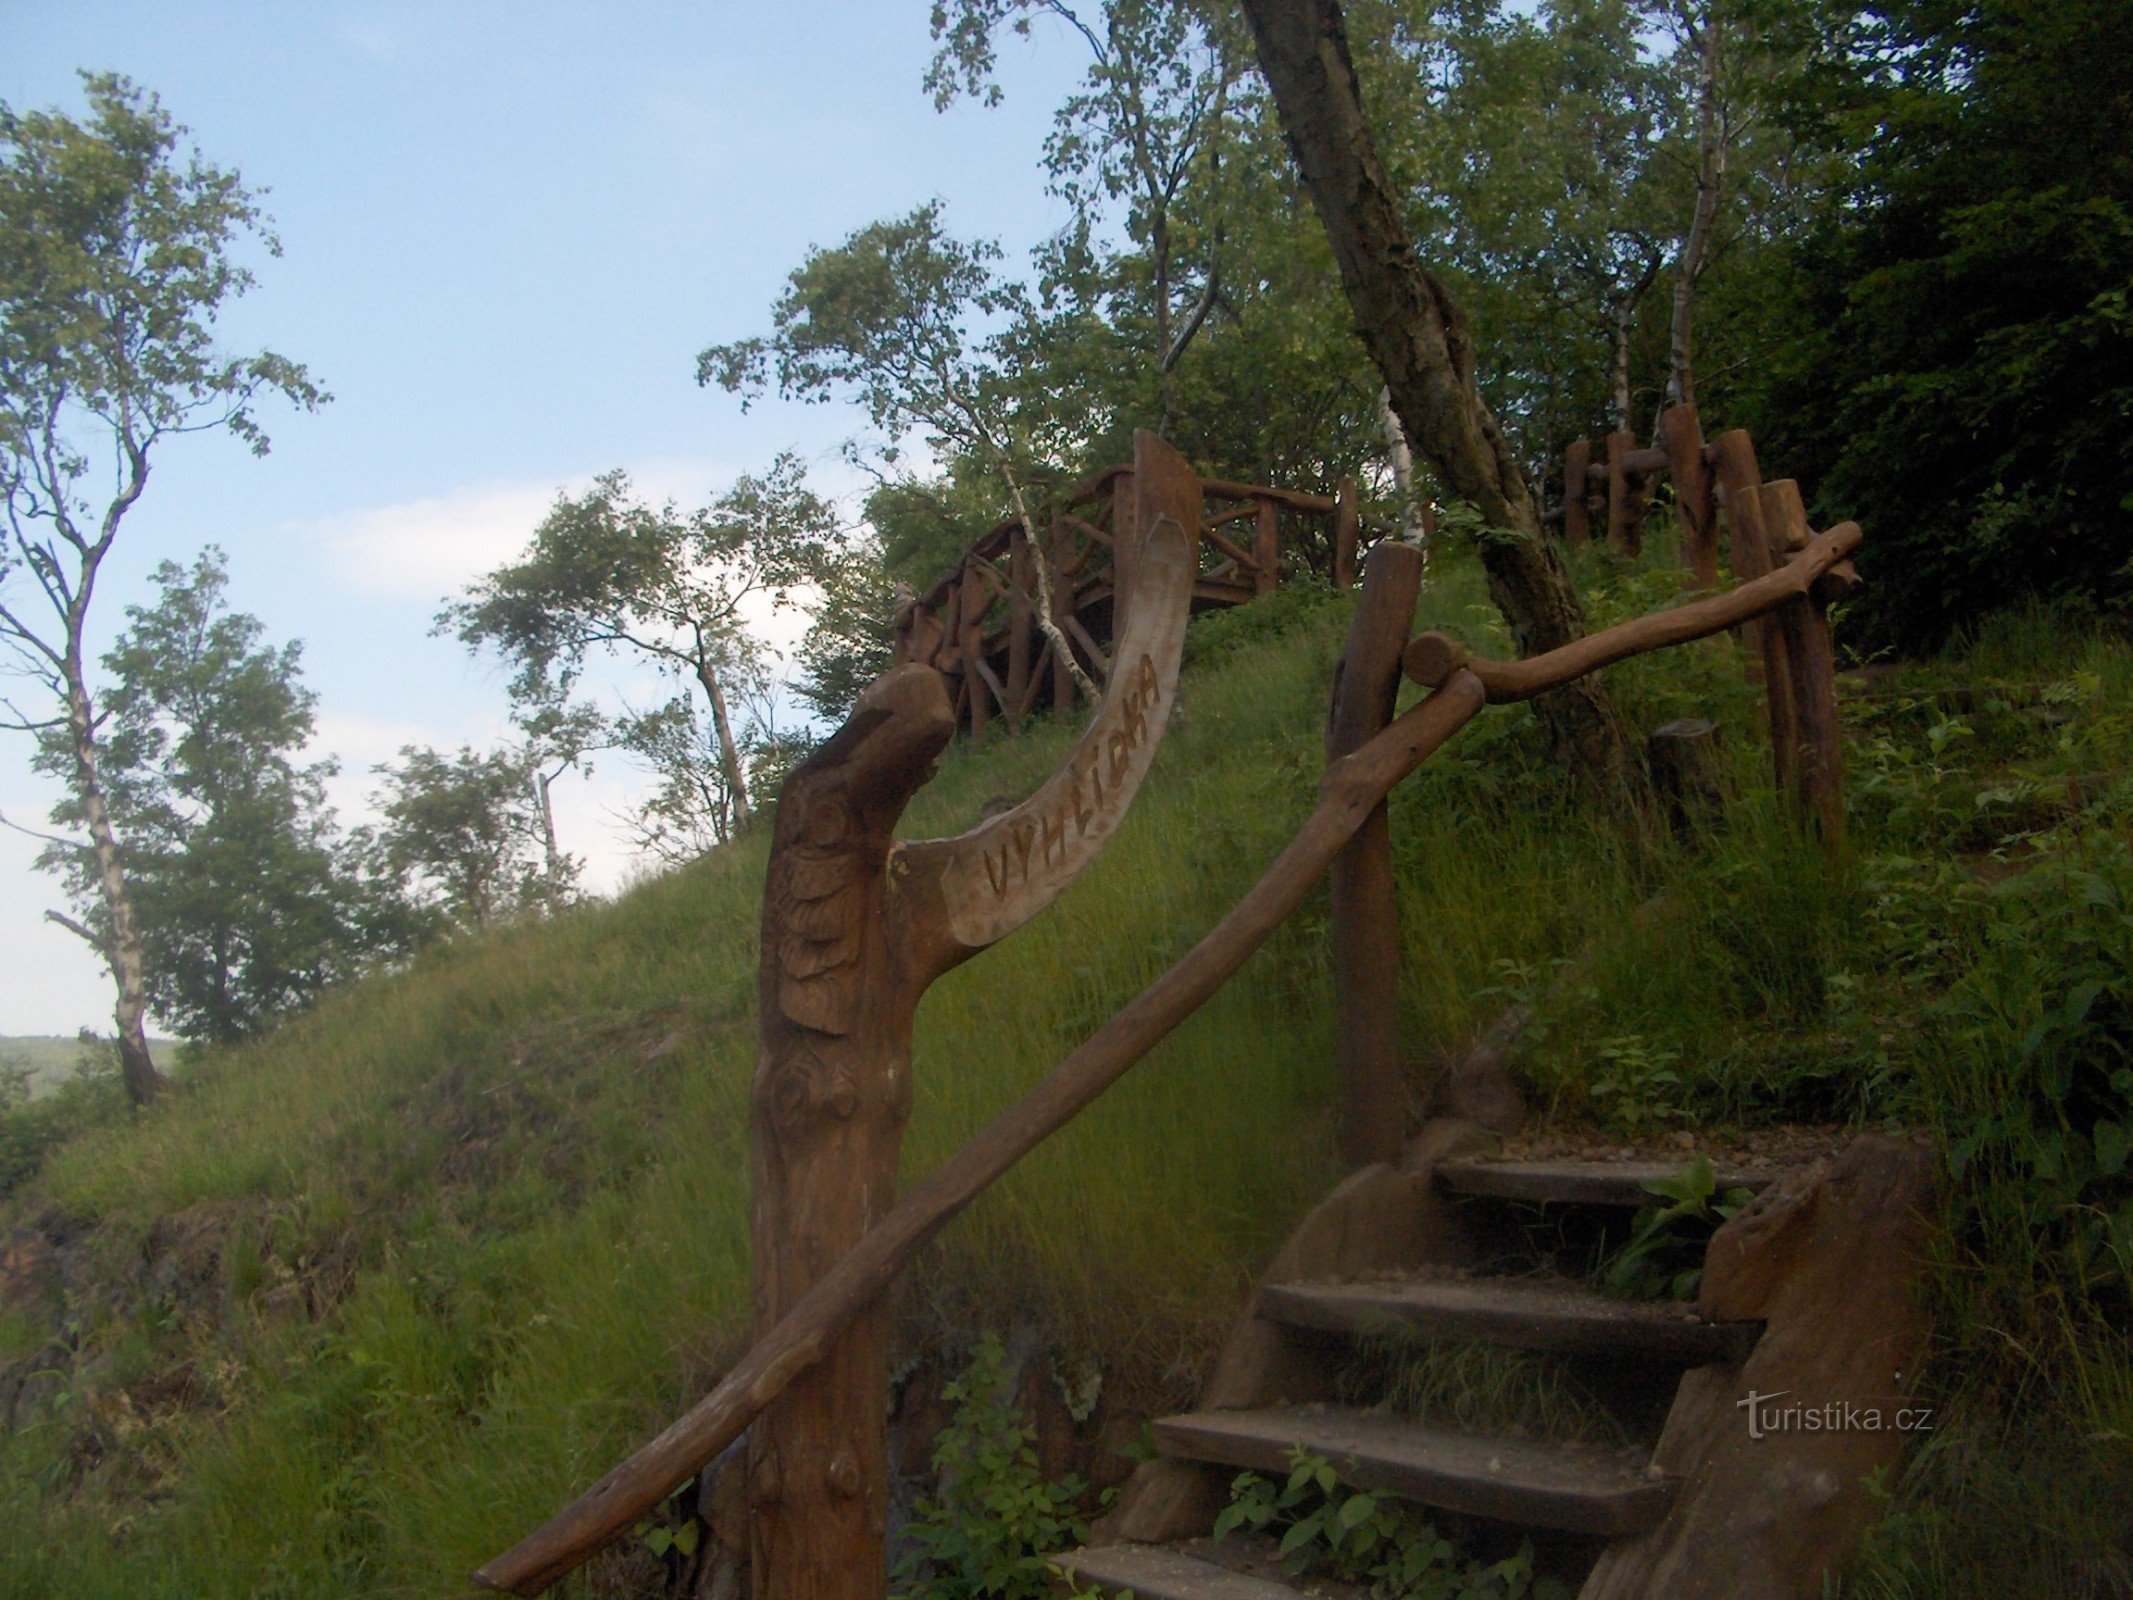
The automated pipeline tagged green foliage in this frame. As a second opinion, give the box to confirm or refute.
[32,549,376,1042]
[894,1333,1088,1600]
[1213,1447,1568,1599]
[359,743,559,936]
[1602,1157,1757,1300]
[444,458,841,848]
[1747,0,2133,651]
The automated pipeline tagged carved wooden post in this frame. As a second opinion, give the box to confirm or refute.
[1253,495,1280,595]
[1328,541,1425,1166]
[747,432,1200,1600]
[1607,428,1643,556]
[1659,405,1718,589]
[1709,431,1799,799]
[1758,479,1846,845]
[1563,439,1592,548]
[1333,477,1361,589]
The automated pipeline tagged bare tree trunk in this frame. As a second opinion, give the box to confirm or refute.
[1612,298,1637,435]
[532,768,567,903]
[1377,386,1433,567]
[1667,12,1725,410]
[61,662,162,1105]
[1241,0,1644,802]
[698,664,753,837]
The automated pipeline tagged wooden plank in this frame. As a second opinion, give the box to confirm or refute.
[1253,497,1280,596]
[1563,439,1591,547]
[1659,405,1717,589]
[1060,1545,1305,1600]
[1153,1406,1675,1538]
[1435,1158,1774,1209]
[1202,476,1338,512]
[1257,1277,1762,1364]
[1327,541,1424,1166]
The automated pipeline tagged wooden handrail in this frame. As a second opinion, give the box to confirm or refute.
[1401,522,1862,704]
[476,496,1865,1597]
[471,673,1487,1596]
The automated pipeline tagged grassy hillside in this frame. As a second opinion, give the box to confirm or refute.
[2,548,2130,1597]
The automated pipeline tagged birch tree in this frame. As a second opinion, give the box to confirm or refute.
[0,75,322,1100]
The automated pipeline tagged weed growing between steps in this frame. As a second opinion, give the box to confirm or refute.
[1599,1160,1758,1301]
[1213,1446,1571,1598]
[894,1334,1090,1600]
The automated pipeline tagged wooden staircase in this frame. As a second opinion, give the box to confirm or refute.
[1058,1147,1782,1598]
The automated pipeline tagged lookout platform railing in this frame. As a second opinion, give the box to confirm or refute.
[475,421,1856,1599]
[893,464,1365,739]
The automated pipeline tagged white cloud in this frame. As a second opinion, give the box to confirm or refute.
[316,481,566,599]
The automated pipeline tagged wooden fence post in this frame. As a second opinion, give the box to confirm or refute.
[1007,528,1033,719]
[1660,405,1718,589]
[1253,496,1280,596]
[1709,431,1799,800]
[1333,477,1360,589]
[1607,428,1643,557]
[1564,439,1592,548]
[1758,479,1846,845]
[1328,540,1426,1167]
[959,563,990,740]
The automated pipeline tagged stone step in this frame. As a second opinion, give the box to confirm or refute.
[1258,1275,1760,1364]
[1058,1543,1305,1599]
[1153,1405,1673,1539]
[1434,1157,1774,1209]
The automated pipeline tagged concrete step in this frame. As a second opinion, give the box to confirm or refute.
[1258,1275,1759,1364]
[1152,1404,1673,1538]
[1434,1157,1774,1209]
[1057,1542,1306,1599]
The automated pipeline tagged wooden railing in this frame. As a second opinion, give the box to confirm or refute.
[893,464,1364,739]
[474,424,1858,1598]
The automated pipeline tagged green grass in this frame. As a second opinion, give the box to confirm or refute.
[2,553,2130,1596]
[0,1036,177,1097]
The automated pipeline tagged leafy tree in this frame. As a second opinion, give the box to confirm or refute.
[34,551,363,1043]
[792,531,899,722]
[361,744,557,935]
[444,457,836,846]
[1749,0,2133,651]
[0,74,323,1099]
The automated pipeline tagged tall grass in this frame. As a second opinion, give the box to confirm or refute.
[2,575,2129,1596]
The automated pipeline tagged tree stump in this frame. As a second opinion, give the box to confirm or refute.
[1647,717,1723,837]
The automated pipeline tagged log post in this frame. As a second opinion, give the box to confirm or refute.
[1708,431,1798,799]
[1006,526,1033,721]
[959,563,990,740]
[1607,428,1642,556]
[1647,717,1723,837]
[1253,495,1280,596]
[1048,532,1076,719]
[1659,405,1718,589]
[744,433,1201,1600]
[1563,439,1592,548]
[1758,479,1846,845]
[1333,476,1361,589]
[1328,540,1426,1166]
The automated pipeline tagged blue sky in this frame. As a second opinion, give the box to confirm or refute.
[1,2,1087,1034]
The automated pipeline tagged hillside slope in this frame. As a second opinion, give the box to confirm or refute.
[3,557,2131,1598]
